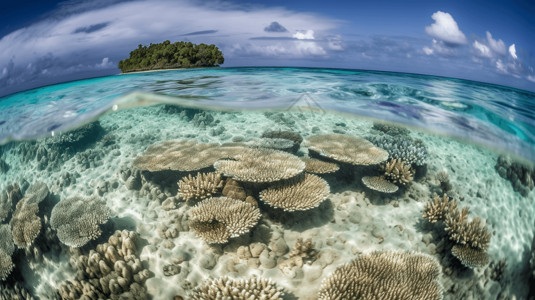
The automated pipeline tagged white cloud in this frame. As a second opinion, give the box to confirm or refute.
[496,59,508,74]
[527,75,535,83]
[473,40,492,58]
[293,30,315,40]
[422,46,434,55]
[486,31,506,55]
[509,44,518,59]
[425,11,467,45]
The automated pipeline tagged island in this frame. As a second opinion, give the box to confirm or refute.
[118,40,224,73]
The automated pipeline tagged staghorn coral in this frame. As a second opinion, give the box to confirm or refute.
[382,158,415,185]
[189,197,261,244]
[57,230,149,300]
[306,134,389,165]
[301,157,340,174]
[0,224,15,281]
[422,194,457,223]
[50,196,111,248]
[367,134,427,166]
[190,276,284,300]
[214,148,305,183]
[178,172,223,202]
[361,176,399,193]
[451,245,489,268]
[133,139,247,172]
[259,174,330,211]
[445,211,491,251]
[318,250,443,300]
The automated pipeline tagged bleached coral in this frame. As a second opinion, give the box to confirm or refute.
[301,157,340,174]
[259,174,330,211]
[133,139,247,172]
[189,197,261,244]
[306,134,389,165]
[318,251,443,300]
[190,276,284,300]
[50,196,111,248]
[361,176,399,193]
[178,172,223,202]
[214,148,305,183]
[382,158,415,185]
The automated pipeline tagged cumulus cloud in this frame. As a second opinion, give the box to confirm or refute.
[293,30,315,40]
[422,46,434,55]
[0,0,337,96]
[264,21,288,32]
[473,40,492,58]
[509,44,517,59]
[425,11,467,46]
[486,31,506,55]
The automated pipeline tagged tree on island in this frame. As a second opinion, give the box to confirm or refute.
[118,40,224,72]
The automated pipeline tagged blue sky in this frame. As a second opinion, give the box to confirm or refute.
[0,0,534,97]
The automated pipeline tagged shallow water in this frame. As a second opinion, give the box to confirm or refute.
[0,68,534,299]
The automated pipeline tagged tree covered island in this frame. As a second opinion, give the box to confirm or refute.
[118,40,224,73]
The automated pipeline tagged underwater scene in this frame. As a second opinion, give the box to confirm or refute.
[0,67,534,300]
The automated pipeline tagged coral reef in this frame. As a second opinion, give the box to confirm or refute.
[221,178,248,201]
[422,194,457,224]
[435,170,452,194]
[0,282,34,300]
[306,134,389,165]
[361,176,399,193]
[0,158,9,173]
[367,134,427,166]
[50,196,111,247]
[189,197,261,244]
[0,183,22,222]
[495,155,534,196]
[261,129,303,153]
[372,122,411,136]
[278,238,318,275]
[451,244,489,269]
[47,121,104,150]
[318,251,443,300]
[301,157,340,174]
[9,182,49,248]
[133,139,247,172]
[0,224,15,281]
[259,174,330,211]
[190,276,285,300]
[57,230,149,299]
[214,148,305,183]
[247,138,296,152]
[382,158,415,185]
[177,172,223,202]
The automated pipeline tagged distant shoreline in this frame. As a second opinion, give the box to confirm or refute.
[120,66,217,75]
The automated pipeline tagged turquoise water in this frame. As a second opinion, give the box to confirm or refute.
[1,67,534,161]
[0,67,534,299]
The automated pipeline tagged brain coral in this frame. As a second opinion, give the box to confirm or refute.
[189,197,261,244]
[214,148,305,183]
[133,139,247,172]
[361,176,399,193]
[306,134,389,165]
[191,276,285,300]
[50,196,111,247]
[259,174,330,211]
[318,251,443,300]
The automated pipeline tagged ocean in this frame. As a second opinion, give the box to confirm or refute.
[0,67,534,299]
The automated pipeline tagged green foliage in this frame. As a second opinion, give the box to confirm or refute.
[118,40,224,72]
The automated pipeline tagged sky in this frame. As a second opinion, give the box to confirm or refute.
[0,0,534,97]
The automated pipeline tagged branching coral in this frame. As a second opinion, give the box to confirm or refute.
[422,194,457,224]
[259,174,330,211]
[189,197,261,244]
[382,158,415,185]
[50,196,111,248]
[214,148,305,183]
[57,230,150,300]
[318,251,443,300]
[133,139,247,172]
[178,172,223,202]
[361,176,399,193]
[367,134,428,166]
[306,134,389,165]
[190,276,285,300]
[301,157,340,174]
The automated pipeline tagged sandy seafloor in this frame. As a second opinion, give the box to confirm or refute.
[1,103,534,299]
